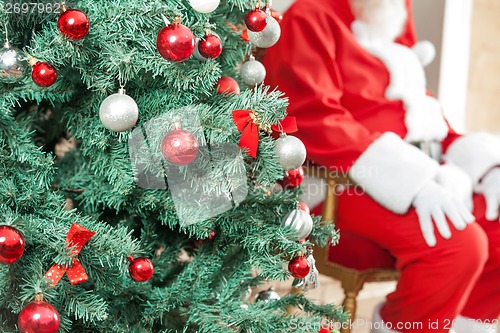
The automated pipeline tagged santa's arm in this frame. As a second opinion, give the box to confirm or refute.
[263,6,439,215]
[443,132,500,185]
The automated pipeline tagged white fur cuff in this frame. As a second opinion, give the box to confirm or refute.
[349,132,440,214]
[444,132,500,184]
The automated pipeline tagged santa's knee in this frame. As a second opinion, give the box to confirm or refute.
[445,224,488,279]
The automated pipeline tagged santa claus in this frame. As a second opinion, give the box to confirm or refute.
[263,0,500,332]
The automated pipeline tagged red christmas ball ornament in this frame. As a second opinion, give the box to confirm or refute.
[58,7,90,40]
[198,32,223,59]
[280,166,304,189]
[18,295,60,333]
[128,256,154,282]
[288,255,311,279]
[156,17,195,62]
[216,76,240,95]
[299,202,310,214]
[270,9,284,24]
[193,230,216,249]
[0,225,25,264]
[161,124,199,166]
[245,8,268,32]
[241,29,250,42]
[31,62,57,87]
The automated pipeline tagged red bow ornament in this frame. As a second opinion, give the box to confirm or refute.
[45,223,96,286]
[232,110,298,158]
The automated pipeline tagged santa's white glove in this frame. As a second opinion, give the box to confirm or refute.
[435,164,474,211]
[475,168,500,221]
[413,181,475,247]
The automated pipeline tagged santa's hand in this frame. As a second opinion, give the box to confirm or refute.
[413,181,475,247]
[435,164,474,211]
[475,168,500,221]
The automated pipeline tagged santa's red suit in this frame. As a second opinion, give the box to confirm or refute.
[262,0,500,332]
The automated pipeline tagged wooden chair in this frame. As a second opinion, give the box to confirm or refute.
[302,165,400,333]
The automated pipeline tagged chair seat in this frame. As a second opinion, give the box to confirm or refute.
[311,202,396,271]
[327,231,396,271]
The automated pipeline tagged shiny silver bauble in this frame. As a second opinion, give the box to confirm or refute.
[282,209,313,240]
[240,59,266,87]
[0,44,28,83]
[193,38,208,61]
[274,134,307,171]
[248,15,281,48]
[99,88,139,132]
[189,0,220,13]
[255,287,281,303]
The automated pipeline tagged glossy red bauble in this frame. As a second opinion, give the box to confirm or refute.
[241,29,250,42]
[299,202,310,214]
[161,127,199,166]
[288,255,311,279]
[270,9,284,24]
[245,8,268,32]
[18,299,60,333]
[318,328,333,333]
[128,256,154,282]
[280,166,304,189]
[198,34,223,59]
[156,23,195,62]
[0,225,25,264]
[32,62,57,87]
[58,9,90,40]
[216,76,240,95]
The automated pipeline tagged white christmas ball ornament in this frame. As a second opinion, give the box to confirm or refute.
[274,134,306,171]
[189,0,220,13]
[99,88,139,132]
[240,59,266,86]
[282,209,313,240]
[248,15,281,48]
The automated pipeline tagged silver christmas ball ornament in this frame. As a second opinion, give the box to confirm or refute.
[193,38,208,61]
[243,286,252,303]
[189,0,220,13]
[99,88,139,132]
[240,59,266,87]
[248,15,281,48]
[282,209,313,240]
[274,134,307,171]
[0,43,28,83]
[255,287,281,303]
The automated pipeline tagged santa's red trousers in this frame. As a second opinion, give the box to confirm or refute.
[335,191,500,333]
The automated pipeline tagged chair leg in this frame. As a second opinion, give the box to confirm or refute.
[340,290,357,333]
[339,274,367,333]
[286,287,302,315]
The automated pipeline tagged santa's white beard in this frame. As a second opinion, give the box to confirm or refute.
[350,0,407,41]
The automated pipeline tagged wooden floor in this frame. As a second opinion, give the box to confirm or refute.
[273,275,499,333]
[273,275,396,333]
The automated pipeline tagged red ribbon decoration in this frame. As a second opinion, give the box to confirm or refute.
[232,110,298,158]
[45,223,96,286]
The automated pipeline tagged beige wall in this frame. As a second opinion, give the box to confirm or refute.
[412,0,445,96]
[466,0,500,133]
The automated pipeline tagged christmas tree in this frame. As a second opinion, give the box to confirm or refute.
[0,1,343,332]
